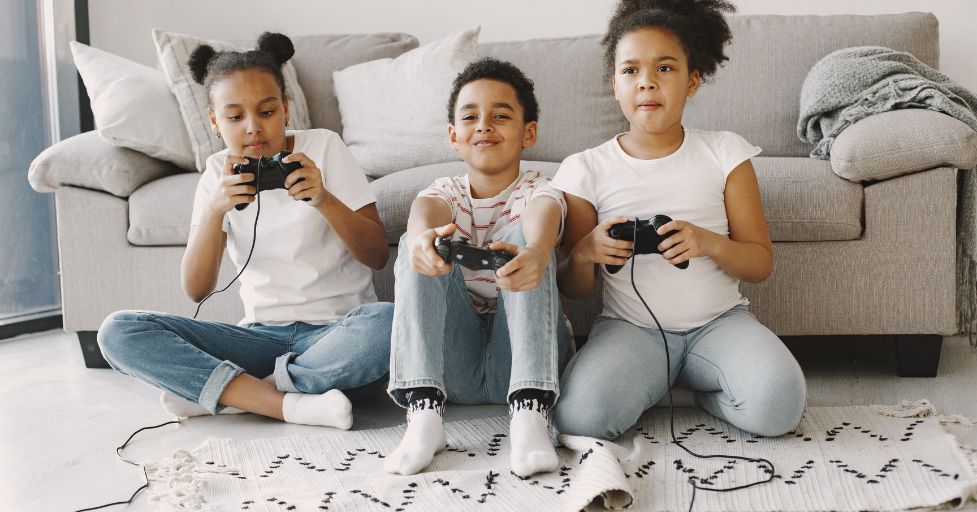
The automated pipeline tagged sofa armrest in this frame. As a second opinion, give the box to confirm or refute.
[28,131,185,198]
[829,109,977,182]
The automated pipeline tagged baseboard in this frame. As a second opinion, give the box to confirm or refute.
[0,313,62,340]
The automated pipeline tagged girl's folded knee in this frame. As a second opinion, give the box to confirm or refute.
[553,403,625,440]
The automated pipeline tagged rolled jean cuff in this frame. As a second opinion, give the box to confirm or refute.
[387,378,446,408]
[273,352,301,393]
[199,360,246,414]
[507,379,560,403]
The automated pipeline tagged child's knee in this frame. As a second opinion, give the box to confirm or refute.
[96,310,146,369]
[741,365,807,437]
[553,394,633,440]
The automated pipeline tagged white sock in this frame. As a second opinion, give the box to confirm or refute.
[281,389,353,429]
[384,409,446,475]
[510,409,558,476]
[160,391,245,418]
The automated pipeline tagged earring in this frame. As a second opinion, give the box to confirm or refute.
[285,119,289,128]
[213,128,221,139]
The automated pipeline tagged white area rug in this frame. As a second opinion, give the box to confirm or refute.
[146,404,977,511]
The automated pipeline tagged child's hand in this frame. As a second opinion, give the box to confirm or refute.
[282,152,327,207]
[209,155,256,215]
[570,216,634,268]
[491,243,550,292]
[657,219,721,266]
[411,224,456,276]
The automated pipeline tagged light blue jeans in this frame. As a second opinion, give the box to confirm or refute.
[97,302,393,414]
[552,305,806,439]
[387,228,573,407]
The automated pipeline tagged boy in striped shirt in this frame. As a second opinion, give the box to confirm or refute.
[384,58,572,478]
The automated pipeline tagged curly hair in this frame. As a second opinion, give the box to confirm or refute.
[447,57,540,124]
[187,32,294,104]
[602,0,735,80]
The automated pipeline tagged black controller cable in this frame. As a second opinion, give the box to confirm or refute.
[624,219,776,512]
[193,163,263,319]
[73,419,181,511]
[75,165,265,510]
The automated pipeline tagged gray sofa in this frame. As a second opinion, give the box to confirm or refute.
[30,13,969,376]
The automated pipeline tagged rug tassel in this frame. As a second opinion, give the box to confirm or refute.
[872,399,939,418]
[147,449,239,510]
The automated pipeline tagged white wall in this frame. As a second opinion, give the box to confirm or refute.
[90,0,977,92]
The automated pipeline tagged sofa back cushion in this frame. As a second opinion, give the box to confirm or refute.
[290,33,419,136]
[684,13,939,157]
[479,36,629,163]
[478,13,937,162]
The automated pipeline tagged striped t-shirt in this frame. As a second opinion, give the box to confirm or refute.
[418,170,566,313]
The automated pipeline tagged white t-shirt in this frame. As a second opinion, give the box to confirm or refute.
[552,129,762,331]
[419,170,566,314]
[190,129,378,326]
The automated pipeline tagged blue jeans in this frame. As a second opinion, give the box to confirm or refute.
[387,229,573,407]
[97,302,393,414]
[552,305,806,439]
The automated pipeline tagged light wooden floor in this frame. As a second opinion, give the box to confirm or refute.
[1,330,975,512]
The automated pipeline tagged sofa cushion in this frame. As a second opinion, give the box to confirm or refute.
[152,29,312,172]
[683,13,938,158]
[28,131,185,198]
[128,173,199,246]
[830,109,977,182]
[291,33,419,136]
[69,41,195,170]
[479,36,629,163]
[371,160,560,243]
[333,28,479,178]
[754,157,863,241]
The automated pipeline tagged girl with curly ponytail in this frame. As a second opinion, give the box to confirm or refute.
[98,33,393,429]
[551,0,807,441]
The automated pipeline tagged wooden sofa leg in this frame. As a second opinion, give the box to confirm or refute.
[894,334,942,377]
[78,331,111,369]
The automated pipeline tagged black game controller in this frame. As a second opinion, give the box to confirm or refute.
[232,151,305,210]
[434,237,514,271]
[605,214,688,274]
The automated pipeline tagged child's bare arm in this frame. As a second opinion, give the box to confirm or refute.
[556,193,631,298]
[182,219,227,302]
[181,155,253,302]
[493,197,561,292]
[282,152,389,270]
[406,196,455,276]
[657,160,774,282]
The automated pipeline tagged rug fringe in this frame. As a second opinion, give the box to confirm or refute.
[957,445,977,508]
[146,449,238,511]
[872,399,939,418]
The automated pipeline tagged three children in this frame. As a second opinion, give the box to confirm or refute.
[98,0,806,482]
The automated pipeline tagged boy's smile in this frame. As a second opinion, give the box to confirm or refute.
[449,78,537,197]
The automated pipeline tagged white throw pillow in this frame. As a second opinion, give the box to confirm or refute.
[69,41,195,170]
[333,27,479,178]
[152,29,312,172]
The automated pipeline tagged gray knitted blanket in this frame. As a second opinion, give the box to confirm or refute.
[798,46,977,342]
[798,46,977,158]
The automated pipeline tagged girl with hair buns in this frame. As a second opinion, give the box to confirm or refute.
[97,32,393,429]
[552,0,807,440]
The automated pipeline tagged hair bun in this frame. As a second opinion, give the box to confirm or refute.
[188,44,218,85]
[255,32,295,67]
